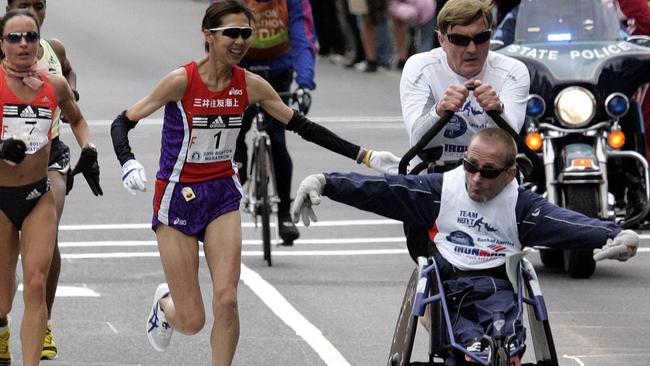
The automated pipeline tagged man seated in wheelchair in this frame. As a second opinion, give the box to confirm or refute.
[291,128,639,365]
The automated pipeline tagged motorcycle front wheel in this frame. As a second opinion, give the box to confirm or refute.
[539,249,564,268]
[563,185,599,278]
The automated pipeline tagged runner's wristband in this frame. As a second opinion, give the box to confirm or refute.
[285,109,360,161]
[110,110,138,166]
[356,147,368,164]
[362,150,373,167]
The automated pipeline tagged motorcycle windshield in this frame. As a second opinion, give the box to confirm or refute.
[499,0,650,87]
[515,0,621,43]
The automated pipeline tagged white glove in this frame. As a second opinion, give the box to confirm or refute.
[593,229,639,262]
[121,159,147,195]
[367,150,401,174]
[291,174,325,226]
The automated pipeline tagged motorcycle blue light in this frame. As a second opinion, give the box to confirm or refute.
[605,93,629,118]
[526,95,545,118]
[547,33,571,42]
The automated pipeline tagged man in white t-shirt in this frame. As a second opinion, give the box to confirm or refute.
[400,0,530,169]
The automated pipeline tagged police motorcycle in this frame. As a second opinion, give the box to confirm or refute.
[388,111,557,366]
[493,0,650,278]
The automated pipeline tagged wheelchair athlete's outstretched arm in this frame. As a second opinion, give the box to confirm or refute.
[516,188,638,261]
[292,172,443,226]
[246,72,400,174]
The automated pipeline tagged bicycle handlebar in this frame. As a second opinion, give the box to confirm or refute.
[247,66,312,114]
[277,90,312,115]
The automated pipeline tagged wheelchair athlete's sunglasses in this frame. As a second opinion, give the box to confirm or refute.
[463,159,511,179]
[2,31,39,44]
[446,30,491,47]
[208,26,253,40]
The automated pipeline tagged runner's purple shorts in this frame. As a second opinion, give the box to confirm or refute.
[152,175,242,240]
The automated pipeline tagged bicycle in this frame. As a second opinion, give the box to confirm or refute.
[241,89,312,266]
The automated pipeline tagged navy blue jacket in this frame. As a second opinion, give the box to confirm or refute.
[323,172,621,250]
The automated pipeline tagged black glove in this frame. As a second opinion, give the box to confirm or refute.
[65,170,74,195]
[295,87,312,115]
[71,144,103,196]
[0,137,27,165]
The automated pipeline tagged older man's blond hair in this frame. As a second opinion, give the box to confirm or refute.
[437,0,493,34]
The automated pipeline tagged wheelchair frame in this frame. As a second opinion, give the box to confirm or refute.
[390,101,557,365]
[388,255,559,366]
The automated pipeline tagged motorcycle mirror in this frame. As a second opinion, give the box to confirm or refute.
[515,154,534,179]
[626,35,650,47]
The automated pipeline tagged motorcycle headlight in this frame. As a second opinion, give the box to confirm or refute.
[554,87,596,127]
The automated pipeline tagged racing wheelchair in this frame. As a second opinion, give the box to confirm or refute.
[388,110,558,366]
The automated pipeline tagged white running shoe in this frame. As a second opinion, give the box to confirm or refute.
[146,283,173,352]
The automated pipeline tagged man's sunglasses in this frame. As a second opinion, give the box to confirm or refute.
[2,31,39,44]
[208,26,253,40]
[463,159,511,179]
[446,30,491,47]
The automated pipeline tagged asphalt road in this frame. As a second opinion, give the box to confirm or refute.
[5,1,650,365]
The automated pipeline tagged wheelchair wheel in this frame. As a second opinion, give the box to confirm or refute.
[255,139,273,266]
[388,267,419,366]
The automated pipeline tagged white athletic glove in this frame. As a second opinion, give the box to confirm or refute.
[593,229,639,262]
[291,174,325,226]
[121,159,147,195]
[367,150,401,174]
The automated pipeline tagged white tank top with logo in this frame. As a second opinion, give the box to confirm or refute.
[36,39,63,139]
[434,165,521,270]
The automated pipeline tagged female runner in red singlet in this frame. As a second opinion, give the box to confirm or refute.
[110,1,399,364]
[0,9,98,366]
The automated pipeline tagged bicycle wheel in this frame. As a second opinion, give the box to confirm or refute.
[255,138,273,266]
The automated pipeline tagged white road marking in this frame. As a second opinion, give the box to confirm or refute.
[60,249,408,260]
[58,237,407,248]
[105,322,119,334]
[239,263,351,366]
[58,219,401,231]
[563,354,585,366]
[17,285,100,297]
[561,352,648,358]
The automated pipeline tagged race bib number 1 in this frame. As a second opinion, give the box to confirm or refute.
[187,114,240,163]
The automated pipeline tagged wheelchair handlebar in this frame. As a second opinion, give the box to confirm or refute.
[397,107,543,180]
[398,111,454,175]
[485,111,542,180]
